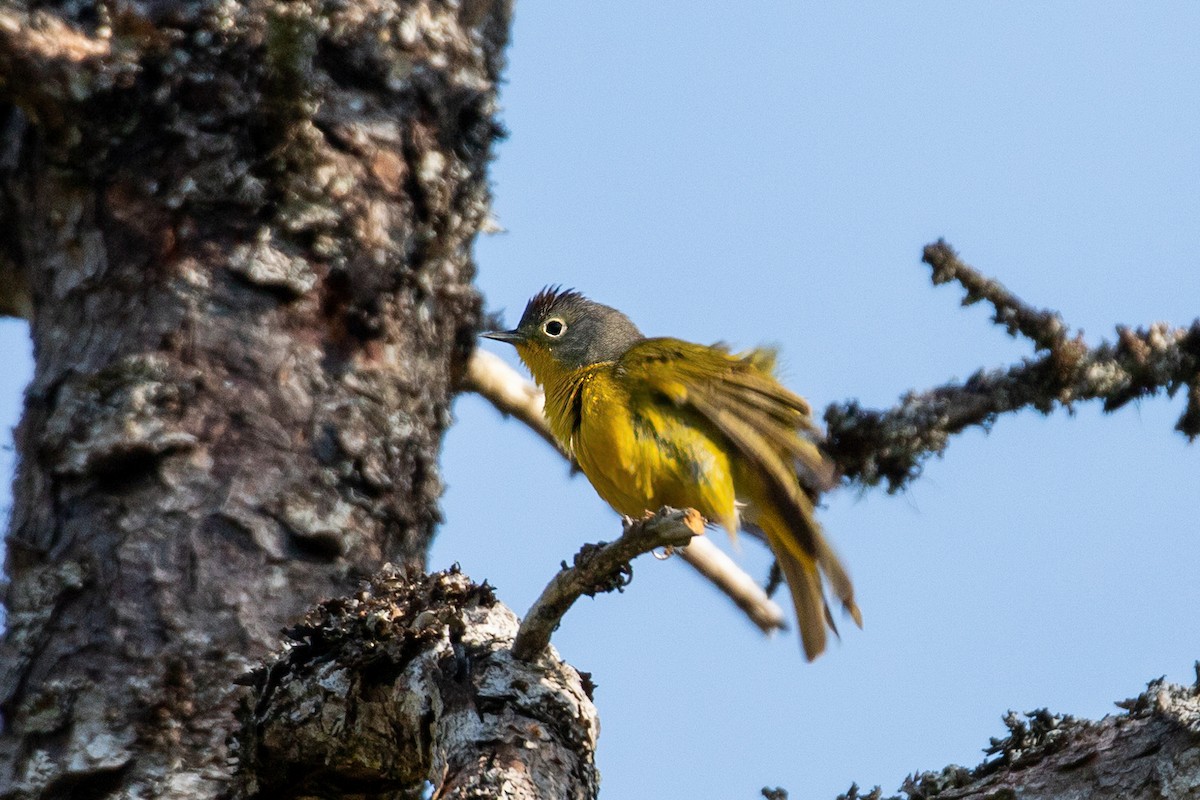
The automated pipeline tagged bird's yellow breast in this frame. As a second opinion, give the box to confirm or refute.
[542,363,739,532]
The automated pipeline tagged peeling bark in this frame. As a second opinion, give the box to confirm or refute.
[0,0,511,796]
[235,566,599,800]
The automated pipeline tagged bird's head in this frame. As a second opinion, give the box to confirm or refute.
[482,287,644,385]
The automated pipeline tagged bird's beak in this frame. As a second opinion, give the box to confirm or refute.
[480,329,524,344]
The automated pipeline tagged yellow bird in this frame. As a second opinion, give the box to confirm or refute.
[483,288,859,660]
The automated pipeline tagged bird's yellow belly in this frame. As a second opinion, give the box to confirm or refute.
[571,374,739,531]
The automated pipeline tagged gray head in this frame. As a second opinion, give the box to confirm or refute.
[481,287,644,372]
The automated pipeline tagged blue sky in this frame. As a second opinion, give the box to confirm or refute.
[3,3,1200,798]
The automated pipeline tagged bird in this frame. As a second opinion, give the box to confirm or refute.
[482,287,859,660]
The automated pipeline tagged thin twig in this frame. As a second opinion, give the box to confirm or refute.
[512,507,705,661]
[465,349,568,458]
[825,241,1200,491]
[676,538,786,633]
[466,348,788,632]
[923,239,1068,351]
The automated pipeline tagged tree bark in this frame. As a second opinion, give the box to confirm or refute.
[234,566,600,800]
[839,678,1200,800]
[0,0,511,796]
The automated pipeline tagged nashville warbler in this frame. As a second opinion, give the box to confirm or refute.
[484,287,859,660]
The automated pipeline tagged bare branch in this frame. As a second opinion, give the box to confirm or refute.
[467,349,788,632]
[465,348,567,457]
[923,239,1069,351]
[512,508,705,661]
[826,241,1200,492]
[676,537,786,633]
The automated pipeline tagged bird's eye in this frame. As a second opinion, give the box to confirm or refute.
[543,319,566,337]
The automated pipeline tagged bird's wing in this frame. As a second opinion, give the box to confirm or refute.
[618,337,858,657]
[617,338,835,491]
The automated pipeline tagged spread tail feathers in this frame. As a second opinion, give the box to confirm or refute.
[690,392,859,659]
[758,504,860,660]
[623,340,860,658]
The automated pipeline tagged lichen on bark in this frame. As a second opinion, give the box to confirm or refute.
[234,566,600,799]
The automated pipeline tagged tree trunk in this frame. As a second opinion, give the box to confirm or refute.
[0,0,511,795]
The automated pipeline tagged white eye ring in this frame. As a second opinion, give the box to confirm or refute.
[543,318,566,337]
